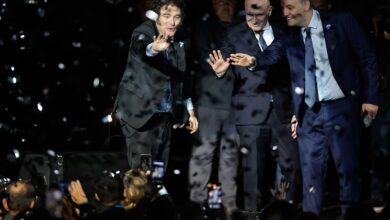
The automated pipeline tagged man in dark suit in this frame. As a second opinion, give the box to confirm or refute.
[230,0,379,216]
[189,0,239,211]
[115,0,198,170]
[208,0,301,211]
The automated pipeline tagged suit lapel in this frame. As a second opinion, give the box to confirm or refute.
[290,28,305,66]
[319,11,338,69]
[286,28,305,89]
[241,23,261,55]
[173,41,186,72]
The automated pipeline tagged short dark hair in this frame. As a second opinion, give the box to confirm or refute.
[300,0,313,7]
[6,181,35,212]
[95,175,124,204]
[152,0,186,18]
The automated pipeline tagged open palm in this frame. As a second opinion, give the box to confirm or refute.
[152,33,170,52]
[207,50,230,77]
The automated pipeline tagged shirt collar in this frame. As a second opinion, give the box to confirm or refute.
[262,21,271,31]
[301,9,320,33]
[253,21,271,36]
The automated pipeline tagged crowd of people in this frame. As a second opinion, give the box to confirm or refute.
[0,170,388,220]
[0,170,178,220]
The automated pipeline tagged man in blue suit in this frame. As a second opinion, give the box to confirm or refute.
[230,0,379,216]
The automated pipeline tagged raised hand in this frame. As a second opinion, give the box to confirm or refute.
[230,53,256,67]
[152,32,171,53]
[207,50,230,77]
[68,180,88,205]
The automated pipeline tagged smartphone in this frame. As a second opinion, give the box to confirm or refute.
[58,181,69,194]
[362,113,372,128]
[140,154,152,172]
[207,183,222,209]
[151,160,165,184]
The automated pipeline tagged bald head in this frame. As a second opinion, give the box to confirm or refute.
[245,0,270,9]
[244,0,273,32]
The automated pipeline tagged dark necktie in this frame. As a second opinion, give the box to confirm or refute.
[304,27,317,108]
[258,30,267,51]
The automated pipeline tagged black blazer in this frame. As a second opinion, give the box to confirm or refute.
[221,22,293,125]
[115,20,190,129]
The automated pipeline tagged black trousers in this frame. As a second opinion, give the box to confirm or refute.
[189,107,238,209]
[121,113,172,170]
[237,105,301,211]
[369,96,390,204]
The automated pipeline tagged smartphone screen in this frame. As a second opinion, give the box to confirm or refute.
[207,183,222,209]
[58,181,69,194]
[151,160,165,184]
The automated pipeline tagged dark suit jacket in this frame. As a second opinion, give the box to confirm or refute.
[257,11,378,121]
[115,20,190,129]
[191,15,235,110]
[222,22,293,125]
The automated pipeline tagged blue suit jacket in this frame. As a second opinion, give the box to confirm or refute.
[257,11,378,119]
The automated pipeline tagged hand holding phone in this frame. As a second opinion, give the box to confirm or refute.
[207,183,222,209]
[151,160,165,185]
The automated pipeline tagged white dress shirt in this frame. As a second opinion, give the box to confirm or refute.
[254,22,274,51]
[301,10,345,101]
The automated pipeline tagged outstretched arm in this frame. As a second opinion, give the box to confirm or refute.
[230,53,256,67]
[230,39,286,70]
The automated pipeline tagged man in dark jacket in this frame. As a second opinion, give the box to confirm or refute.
[229,0,379,216]
[188,0,239,212]
[115,0,198,169]
[208,0,301,211]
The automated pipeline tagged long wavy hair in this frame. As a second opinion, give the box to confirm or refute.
[122,169,149,210]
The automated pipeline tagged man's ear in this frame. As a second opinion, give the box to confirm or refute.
[123,189,126,198]
[94,193,100,201]
[305,0,311,10]
[2,198,10,212]
[29,200,35,209]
